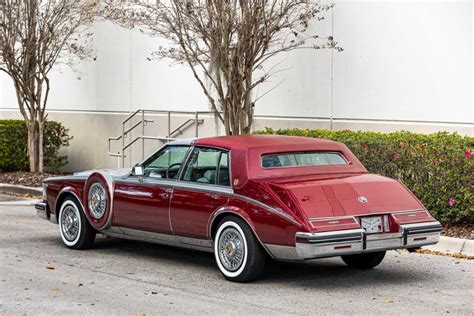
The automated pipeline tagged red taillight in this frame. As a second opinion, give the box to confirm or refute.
[311,217,359,228]
[392,210,433,224]
[334,245,352,250]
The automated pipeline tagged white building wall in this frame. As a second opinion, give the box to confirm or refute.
[1,0,473,171]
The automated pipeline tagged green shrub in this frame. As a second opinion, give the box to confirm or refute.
[0,120,72,172]
[257,128,474,225]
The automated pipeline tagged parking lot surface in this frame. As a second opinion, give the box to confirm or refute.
[1,199,473,315]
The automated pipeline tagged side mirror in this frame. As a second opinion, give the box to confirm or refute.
[133,165,144,177]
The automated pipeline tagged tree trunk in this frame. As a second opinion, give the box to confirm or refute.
[26,120,40,172]
[38,121,44,173]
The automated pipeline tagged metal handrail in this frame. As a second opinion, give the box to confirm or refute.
[169,118,204,138]
[109,109,219,168]
[122,135,176,152]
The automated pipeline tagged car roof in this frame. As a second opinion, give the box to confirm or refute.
[193,134,340,150]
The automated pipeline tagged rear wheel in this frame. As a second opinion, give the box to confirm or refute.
[341,251,386,269]
[214,216,266,282]
[59,197,96,249]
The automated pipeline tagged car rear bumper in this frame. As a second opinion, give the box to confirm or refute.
[295,221,442,259]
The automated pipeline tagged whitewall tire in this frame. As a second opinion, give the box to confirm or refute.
[58,197,96,249]
[214,216,266,282]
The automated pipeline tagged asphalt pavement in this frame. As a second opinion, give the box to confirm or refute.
[0,196,473,315]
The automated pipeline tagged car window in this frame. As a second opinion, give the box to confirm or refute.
[262,152,347,168]
[142,145,189,179]
[181,147,230,186]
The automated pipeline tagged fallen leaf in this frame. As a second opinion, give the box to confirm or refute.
[46,264,55,270]
[139,312,146,316]
[51,288,60,292]
[384,300,394,304]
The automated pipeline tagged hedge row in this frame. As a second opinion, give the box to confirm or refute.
[0,120,72,172]
[257,128,474,225]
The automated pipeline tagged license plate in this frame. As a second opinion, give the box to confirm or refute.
[361,216,383,234]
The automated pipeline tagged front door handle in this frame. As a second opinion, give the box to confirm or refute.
[207,193,221,200]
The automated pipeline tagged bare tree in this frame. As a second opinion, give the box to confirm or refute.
[0,0,98,172]
[106,0,340,135]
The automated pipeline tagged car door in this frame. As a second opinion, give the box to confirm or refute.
[170,147,231,239]
[112,145,190,234]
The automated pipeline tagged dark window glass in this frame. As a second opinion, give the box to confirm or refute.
[142,145,189,179]
[262,152,347,168]
[182,147,230,186]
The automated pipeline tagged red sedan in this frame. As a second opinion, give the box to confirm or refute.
[35,135,441,282]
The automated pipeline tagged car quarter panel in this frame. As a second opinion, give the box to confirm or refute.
[44,178,87,220]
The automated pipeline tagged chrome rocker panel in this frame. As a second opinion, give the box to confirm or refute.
[294,221,442,260]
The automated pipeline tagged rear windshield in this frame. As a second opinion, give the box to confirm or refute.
[261,152,347,168]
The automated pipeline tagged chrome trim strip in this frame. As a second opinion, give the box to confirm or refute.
[44,176,88,182]
[293,221,442,260]
[100,226,214,253]
[401,221,442,230]
[264,244,300,261]
[307,209,427,222]
[115,178,234,195]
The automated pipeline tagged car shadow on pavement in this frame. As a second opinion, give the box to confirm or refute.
[88,236,432,288]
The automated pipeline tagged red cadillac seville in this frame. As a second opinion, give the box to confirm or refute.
[36,135,441,282]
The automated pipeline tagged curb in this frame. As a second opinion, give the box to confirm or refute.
[424,236,474,257]
[0,199,37,206]
[0,183,42,196]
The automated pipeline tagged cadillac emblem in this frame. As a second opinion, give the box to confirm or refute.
[358,196,368,204]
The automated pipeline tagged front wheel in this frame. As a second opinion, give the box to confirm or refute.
[341,251,386,269]
[214,216,266,282]
[58,197,96,249]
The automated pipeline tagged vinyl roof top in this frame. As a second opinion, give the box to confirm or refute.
[193,134,340,150]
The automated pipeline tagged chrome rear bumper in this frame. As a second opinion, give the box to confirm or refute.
[295,221,442,259]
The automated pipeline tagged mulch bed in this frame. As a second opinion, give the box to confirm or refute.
[0,171,472,240]
[442,223,474,240]
[0,171,68,187]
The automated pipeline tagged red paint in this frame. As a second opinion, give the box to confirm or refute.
[112,180,173,234]
[42,135,439,248]
[170,188,229,238]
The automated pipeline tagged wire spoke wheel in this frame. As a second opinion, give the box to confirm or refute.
[60,205,80,242]
[218,227,245,272]
[88,182,107,219]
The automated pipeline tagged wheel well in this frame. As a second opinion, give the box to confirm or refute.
[210,212,253,240]
[55,192,81,223]
[210,212,274,259]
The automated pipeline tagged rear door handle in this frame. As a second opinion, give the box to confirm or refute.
[163,187,173,198]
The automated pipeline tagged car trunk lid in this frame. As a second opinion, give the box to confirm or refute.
[269,174,423,219]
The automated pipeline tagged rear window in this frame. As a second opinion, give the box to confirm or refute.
[261,152,347,168]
